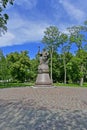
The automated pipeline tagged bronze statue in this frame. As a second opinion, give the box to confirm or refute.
[35,47,52,87]
[38,48,49,65]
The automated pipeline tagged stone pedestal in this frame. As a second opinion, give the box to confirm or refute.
[35,64,52,87]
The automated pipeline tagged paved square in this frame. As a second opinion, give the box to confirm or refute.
[0,87,87,130]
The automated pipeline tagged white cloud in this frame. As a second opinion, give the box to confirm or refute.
[0,32,15,47]
[15,0,37,10]
[2,0,87,48]
[59,0,86,22]
[0,14,50,47]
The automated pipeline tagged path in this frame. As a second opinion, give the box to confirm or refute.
[0,87,87,130]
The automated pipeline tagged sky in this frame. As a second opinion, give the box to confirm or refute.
[0,0,87,58]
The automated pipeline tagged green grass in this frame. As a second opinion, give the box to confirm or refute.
[0,82,35,88]
[54,82,87,87]
[0,82,87,88]
[83,82,87,87]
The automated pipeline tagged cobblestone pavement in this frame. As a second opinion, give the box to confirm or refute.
[0,87,87,130]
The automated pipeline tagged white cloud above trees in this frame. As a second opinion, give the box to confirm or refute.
[59,0,86,22]
[0,14,50,47]
[0,0,87,47]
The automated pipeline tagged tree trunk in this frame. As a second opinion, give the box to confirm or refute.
[80,77,84,87]
[80,64,84,87]
[63,53,66,84]
[50,47,53,83]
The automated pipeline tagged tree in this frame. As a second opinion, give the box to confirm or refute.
[81,20,87,51]
[29,59,38,82]
[67,56,80,83]
[0,0,14,35]
[42,26,61,82]
[6,51,30,82]
[67,25,86,86]
[67,26,85,50]
[59,33,69,84]
[0,50,10,82]
[51,51,62,83]
[76,50,87,86]
[67,50,87,85]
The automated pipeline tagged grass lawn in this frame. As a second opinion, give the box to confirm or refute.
[54,82,87,87]
[0,82,87,88]
[0,82,34,88]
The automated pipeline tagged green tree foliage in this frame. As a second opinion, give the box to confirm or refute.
[59,33,69,84]
[81,21,87,51]
[59,52,73,83]
[29,59,38,82]
[0,48,87,86]
[6,51,30,82]
[0,50,9,81]
[0,20,87,86]
[51,52,62,83]
[42,26,61,81]
[76,50,87,86]
[41,22,87,85]
[67,25,85,50]
[66,50,87,85]
[42,26,61,50]
[42,26,71,84]
[67,56,81,83]
[67,24,87,86]
[0,0,14,35]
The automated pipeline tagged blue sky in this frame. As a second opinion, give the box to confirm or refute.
[0,0,87,58]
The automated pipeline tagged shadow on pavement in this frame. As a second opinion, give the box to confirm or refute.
[0,99,87,130]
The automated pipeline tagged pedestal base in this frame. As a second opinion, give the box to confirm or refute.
[35,73,52,87]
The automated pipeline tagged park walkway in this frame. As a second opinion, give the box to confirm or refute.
[0,87,87,130]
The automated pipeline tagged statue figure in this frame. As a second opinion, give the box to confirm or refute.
[35,47,52,87]
[38,47,49,65]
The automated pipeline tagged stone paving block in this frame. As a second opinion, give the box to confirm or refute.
[0,87,87,130]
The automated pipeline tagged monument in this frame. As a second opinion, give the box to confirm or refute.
[35,48,52,87]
